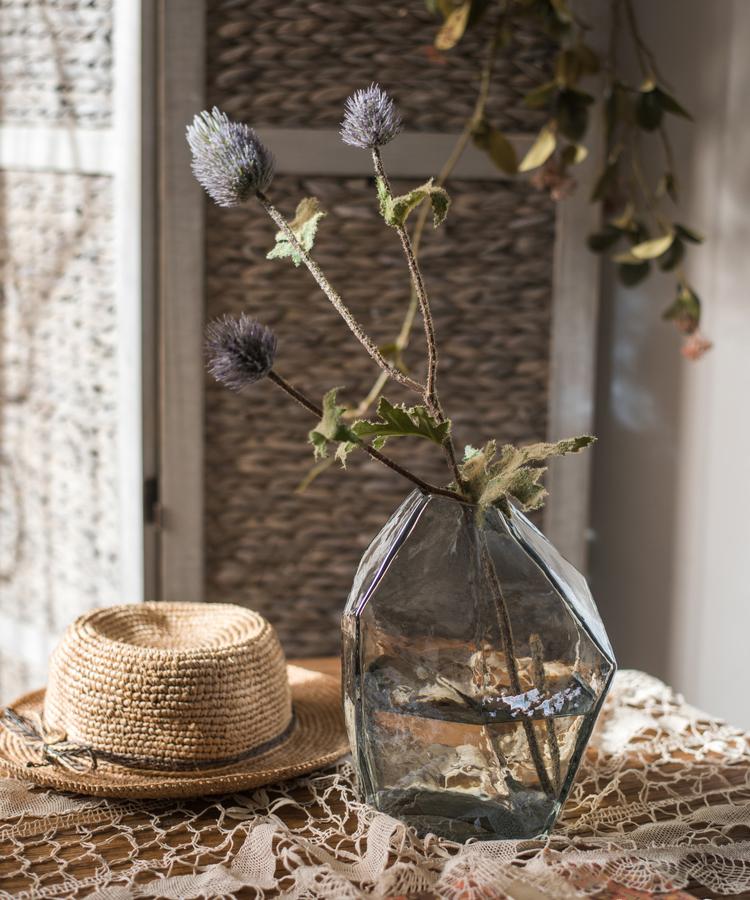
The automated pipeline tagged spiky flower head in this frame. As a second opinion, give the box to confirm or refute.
[340,84,403,150]
[187,107,274,207]
[205,313,277,390]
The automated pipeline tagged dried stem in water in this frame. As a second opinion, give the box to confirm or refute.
[480,534,553,795]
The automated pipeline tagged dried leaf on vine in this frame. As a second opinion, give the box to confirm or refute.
[459,436,596,516]
[519,124,557,172]
[434,1,471,49]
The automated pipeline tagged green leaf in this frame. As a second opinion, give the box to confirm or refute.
[267,197,326,266]
[308,388,360,461]
[657,238,685,271]
[519,124,556,173]
[590,153,621,202]
[561,143,588,166]
[656,172,679,203]
[655,87,692,121]
[617,260,650,286]
[674,222,704,244]
[473,122,518,174]
[636,85,663,131]
[663,283,701,332]
[629,232,674,260]
[587,227,621,253]
[377,177,450,229]
[434,0,471,49]
[523,80,557,110]
[555,88,595,143]
[459,435,595,514]
[350,397,451,450]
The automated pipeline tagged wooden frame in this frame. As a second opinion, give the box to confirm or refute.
[112,0,159,602]
[156,0,206,602]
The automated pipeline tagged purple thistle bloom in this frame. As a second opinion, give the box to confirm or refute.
[206,313,277,390]
[340,84,403,150]
[187,108,274,207]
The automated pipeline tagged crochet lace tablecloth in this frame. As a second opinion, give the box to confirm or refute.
[0,669,749,899]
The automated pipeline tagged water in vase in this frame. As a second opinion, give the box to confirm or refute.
[342,491,615,841]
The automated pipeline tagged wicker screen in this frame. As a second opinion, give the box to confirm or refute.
[204,175,555,656]
[0,0,113,127]
[207,0,550,133]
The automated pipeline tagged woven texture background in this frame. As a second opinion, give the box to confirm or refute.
[207,0,552,132]
[0,171,119,701]
[0,0,112,127]
[204,175,555,656]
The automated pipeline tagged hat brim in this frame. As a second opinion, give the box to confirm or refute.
[0,665,349,799]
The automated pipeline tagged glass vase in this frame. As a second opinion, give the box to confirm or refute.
[342,490,615,841]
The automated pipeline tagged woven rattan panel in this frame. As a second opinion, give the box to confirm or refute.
[0,171,119,699]
[205,176,555,656]
[0,0,112,127]
[207,0,552,132]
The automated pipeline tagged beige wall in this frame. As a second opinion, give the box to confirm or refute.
[590,0,750,727]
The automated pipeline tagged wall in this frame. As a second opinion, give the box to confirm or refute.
[590,0,750,727]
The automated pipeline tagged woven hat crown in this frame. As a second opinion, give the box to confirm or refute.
[43,603,292,768]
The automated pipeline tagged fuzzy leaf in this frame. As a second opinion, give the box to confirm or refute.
[519,124,556,172]
[267,197,326,266]
[308,388,359,460]
[351,397,451,450]
[459,435,595,514]
[377,177,450,228]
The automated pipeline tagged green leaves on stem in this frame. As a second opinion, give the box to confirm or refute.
[376,177,450,229]
[267,197,326,266]
[309,391,452,467]
[588,210,704,290]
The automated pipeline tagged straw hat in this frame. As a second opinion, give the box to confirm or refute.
[0,603,348,798]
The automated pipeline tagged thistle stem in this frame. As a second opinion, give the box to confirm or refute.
[267,370,465,503]
[351,27,501,423]
[257,192,424,396]
[479,535,553,795]
[371,148,439,406]
[370,150,464,489]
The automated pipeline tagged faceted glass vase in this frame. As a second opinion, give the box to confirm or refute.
[342,490,616,842]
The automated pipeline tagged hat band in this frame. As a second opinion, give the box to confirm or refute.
[1,706,297,774]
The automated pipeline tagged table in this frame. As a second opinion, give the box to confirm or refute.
[1,659,749,899]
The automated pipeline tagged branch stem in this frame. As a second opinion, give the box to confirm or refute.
[351,27,500,422]
[257,192,424,395]
[267,370,465,503]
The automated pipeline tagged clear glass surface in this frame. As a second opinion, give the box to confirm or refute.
[342,490,616,841]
